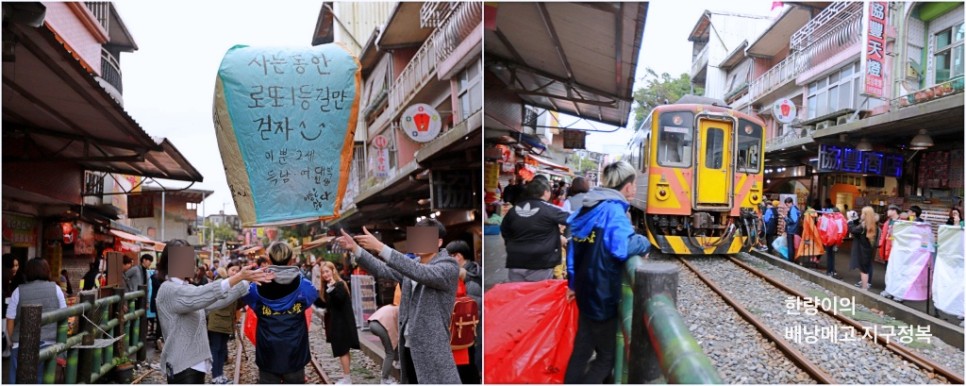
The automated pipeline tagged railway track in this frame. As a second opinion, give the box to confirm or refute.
[231,314,333,385]
[669,253,962,384]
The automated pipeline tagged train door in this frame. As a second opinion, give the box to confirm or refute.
[695,117,731,206]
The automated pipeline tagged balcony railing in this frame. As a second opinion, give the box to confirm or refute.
[83,2,110,32]
[790,2,863,66]
[690,45,709,79]
[432,2,481,64]
[100,48,123,94]
[420,2,455,28]
[748,52,799,101]
[386,37,436,123]
[766,126,812,148]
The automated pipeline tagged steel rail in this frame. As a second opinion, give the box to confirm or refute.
[677,256,837,384]
[729,254,964,384]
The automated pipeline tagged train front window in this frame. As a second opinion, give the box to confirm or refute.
[736,119,762,173]
[705,128,724,169]
[657,112,693,168]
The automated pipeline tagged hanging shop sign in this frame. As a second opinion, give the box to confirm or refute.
[401,103,442,143]
[127,193,154,219]
[370,134,391,179]
[2,214,37,247]
[861,2,888,98]
[430,169,480,210]
[562,130,587,149]
[213,44,361,226]
[817,144,902,177]
[772,98,797,124]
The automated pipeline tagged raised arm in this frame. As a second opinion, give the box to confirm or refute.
[380,247,458,291]
[163,279,246,315]
[353,247,403,283]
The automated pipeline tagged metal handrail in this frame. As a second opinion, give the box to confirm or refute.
[748,52,799,101]
[433,2,481,64]
[100,48,123,94]
[690,45,710,78]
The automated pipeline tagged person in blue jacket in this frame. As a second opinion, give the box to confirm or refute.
[784,197,801,259]
[242,242,318,383]
[564,160,650,384]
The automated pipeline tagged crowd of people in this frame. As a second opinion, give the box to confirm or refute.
[2,217,484,385]
[497,161,652,383]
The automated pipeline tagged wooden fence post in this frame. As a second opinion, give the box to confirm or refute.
[136,285,147,362]
[76,292,97,384]
[16,305,43,384]
[629,262,679,383]
[112,287,127,363]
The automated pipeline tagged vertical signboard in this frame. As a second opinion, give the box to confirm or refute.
[861,2,888,98]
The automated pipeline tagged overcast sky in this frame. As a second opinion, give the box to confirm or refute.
[583,0,776,155]
[116,0,322,216]
[115,0,774,216]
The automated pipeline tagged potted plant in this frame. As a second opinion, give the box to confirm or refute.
[112,356,135,383]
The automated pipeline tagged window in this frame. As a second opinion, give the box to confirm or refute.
[705,128,724,169]
[736,119,762,173]
[935,23,965,83]
[806,62,862,119]
[657,112,693,167]
[457,57,482,121]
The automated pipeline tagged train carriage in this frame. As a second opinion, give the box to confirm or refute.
[626,99,766,255]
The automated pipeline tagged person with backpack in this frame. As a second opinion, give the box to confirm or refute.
[763,200,780,254]
[242,242,318,384]
[336,219,461,384]
[818,207,848,278]
[445,240,482,379]
[564,161,651,383]
[850,207,880,290]
[315,261,359,384]
[450,274,480,384]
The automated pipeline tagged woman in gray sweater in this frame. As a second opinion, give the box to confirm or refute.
[156,240,274,384]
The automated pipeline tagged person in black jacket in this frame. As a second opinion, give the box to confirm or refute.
[242,242,318,383]
[502,177,522,205]
[315,261,359,384]
[501,179,570,282]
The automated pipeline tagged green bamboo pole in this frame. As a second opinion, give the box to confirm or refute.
[644,294,722,384]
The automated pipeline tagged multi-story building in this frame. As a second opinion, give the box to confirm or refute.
[707,1,964,228]
[127,186,213,245]
[483,2,649,190]
[688,10,773,99]
[2,2,202,286]
[313,2,483,252]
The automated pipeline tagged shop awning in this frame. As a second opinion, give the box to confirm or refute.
[526,154,571,172]
[2,21,204,182]
[110,229,152,244]
[485,2,648,126]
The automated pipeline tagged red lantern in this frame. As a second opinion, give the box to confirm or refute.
[413,110,431,132]
[61,222,75,244]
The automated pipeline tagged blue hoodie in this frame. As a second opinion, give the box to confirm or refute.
[567,187,650,321]
[242,266,318,375]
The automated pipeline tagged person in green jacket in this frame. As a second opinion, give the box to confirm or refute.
[207,261,242,384]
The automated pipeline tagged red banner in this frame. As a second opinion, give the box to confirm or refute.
[862,2,888,98]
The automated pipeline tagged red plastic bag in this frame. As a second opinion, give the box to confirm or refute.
[484,280,578,384]
[243,305,313,345]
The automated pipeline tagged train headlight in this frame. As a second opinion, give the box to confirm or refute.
[657,188,669,200]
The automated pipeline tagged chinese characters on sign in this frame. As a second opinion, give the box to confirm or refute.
[817,144,902,177]
[862,2,888,98]
[370,134,391,180]
[431,169,480,210]
[214,45,360,226]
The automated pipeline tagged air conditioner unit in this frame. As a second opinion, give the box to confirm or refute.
[815,120,834,130]
[836,115,849,126]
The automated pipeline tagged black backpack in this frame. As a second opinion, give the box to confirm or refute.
[765,208,779,235]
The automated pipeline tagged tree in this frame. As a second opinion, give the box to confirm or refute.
[631,69,701,129]
[203,220,238,244]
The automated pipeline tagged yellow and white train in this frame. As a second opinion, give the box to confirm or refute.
[625,100,766,255]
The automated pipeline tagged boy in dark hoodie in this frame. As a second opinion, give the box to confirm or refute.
[564,161,650,383]
[242,242,318,383]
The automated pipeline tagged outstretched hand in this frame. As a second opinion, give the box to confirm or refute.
[234,265,275,286]
[354,227,386,253]
[337,229,360,252]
